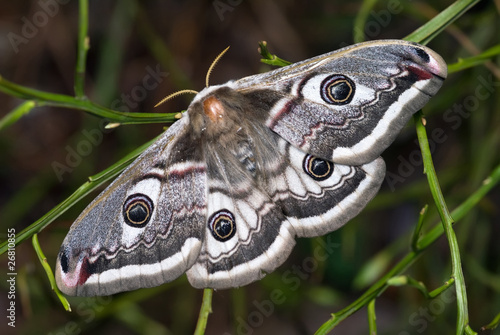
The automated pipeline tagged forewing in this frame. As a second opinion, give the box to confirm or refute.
[233,40,447,165]
[55,117,207,296]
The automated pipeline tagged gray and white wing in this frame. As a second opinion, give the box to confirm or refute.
[55,116,207,296]
[234,40,447,165]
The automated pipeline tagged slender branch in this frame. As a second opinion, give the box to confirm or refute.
[314,160,500,334]
[32,234,71,311]
[0,76,177,125]
[194,289,213,335]
[0,100,36,131]
[411,205,428,252]
[414,111,475,335]
[75,0,89,98]
[405,0,481,44]
[367,299,377,335]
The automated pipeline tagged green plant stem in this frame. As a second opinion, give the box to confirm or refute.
[387,275,455,299]
[414,111,474,335]
[316,251,419,334]
[93,0,136,104]
[417,167,500,250]
[194,289,213,335]
[32,234,71,311]
[75,0,89,98]
[0,100,36,131]
[448,44,500,73]
[481,312,500,331]
[315,157,500,335]
[49,281,183,334]
[411,205,428,252]
[405,0,481,44]
[367,299,377,335]
[428,278,455,298]
[258,41,291,67]
[0,76,177,125]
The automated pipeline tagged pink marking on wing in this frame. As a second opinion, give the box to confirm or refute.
[267,99,296,129]
[407,65,433,81]
[59,257,88,288]
[168,166,206,178]
[77,257,93,285]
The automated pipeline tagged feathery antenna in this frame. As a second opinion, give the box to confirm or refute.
[154,46,230,109]
[154,89,198,108]
[205,46,230,87]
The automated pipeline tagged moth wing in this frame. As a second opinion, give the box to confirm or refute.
[56,117,207,296]
[233,40,447,165]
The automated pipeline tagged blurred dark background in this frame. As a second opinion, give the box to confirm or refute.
[0,1,499,334]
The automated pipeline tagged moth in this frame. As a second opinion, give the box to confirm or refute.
[56,40,447,296]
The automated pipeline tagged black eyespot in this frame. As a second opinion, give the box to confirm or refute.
[320,75,355,105]
[59,250,69,273]
[209,209,236,242]
[303,154,333,181]
[123,194,154,228]
[413,47,430,63]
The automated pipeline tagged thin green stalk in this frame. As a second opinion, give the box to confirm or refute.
[411,205,428,252]
[387,276,427,297]
[405,0,481,44]
[315,251,418,334]
[448,44,500,73]
[231,288,247,334]
[75,0,89,98]
[367,299,377,335]
[49,280,184,334]
[414,111,474,335]
[0,100,36,131]
[258,41,291,67]
[387,275,455,299]
[194,288,213,335]
[93,0,137,105]
[32,234,71,311]
[428,278,455,298]
[0,76,177,125]
[481,312,500,331]
[314,162,500,334]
